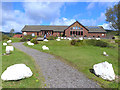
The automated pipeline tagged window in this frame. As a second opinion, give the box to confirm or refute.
[78,31,80,35]
[81,28,83,30]
[93,36,95,37]
[70,31,72,35]
[98,36,100,38]
[78,27,80,29]
[81,31,83,35]
[76,31,78,35]
[73,27,75,29]
[76,26,78,29]
[73,31,75,34]
[71,27,72,30]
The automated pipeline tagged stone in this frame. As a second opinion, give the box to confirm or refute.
[1,64,33,81]
[7,40,12,43]
[23,32,27,35]
[93,61,115,81]
[103,51,109,56]
[42,45,49,50]
[64,37,67,39]
[58,37,60,39]
[43,39,48,42]
[96,38,100,40]
[6,46,14,52]
[67,38,72,40]
[27,41,34,45]
[61,37,63,39]
[3,43,7,46]
[88,38,91,40]
[56,38,60,41]
[79,37,83,40]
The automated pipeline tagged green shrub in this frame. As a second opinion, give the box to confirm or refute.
[47,36,57,40]
[71,40,77,45]
[20,38,27,42]
[86,39,108,47]
[71,40,84,46]
[115,40,120,43]
[30,39,38,44]
[95,40,108,47]
[86,39,97,46]
[2,34,10,41]
[24,35,33,41]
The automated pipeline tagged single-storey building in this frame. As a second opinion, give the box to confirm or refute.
[22,21,106,38]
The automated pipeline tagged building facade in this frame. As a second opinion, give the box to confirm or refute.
[22,21,106,38]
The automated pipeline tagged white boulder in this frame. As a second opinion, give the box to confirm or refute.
[3,43,7,46]
[67,38,72,40]
[64,37,67,39]
[88,38,91,40]
[96,38,100,40]
[6,46,14,52]
[103,51,109,56]
[7,40,12,43]
[61,37,64,39]
[79,37,83,40]
[93,61,115,81]
[1,64,33,81]
[43,39,48,42]
[42,45,49,50]
[58,37,60,39]
[56,38,60,41]
[27,41,34,46]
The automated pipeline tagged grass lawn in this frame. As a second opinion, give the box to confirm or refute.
[1,41,45,88]
[24,40,118,88]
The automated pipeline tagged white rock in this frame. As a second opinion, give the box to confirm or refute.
[93,61,115,81]
[103,51,109,56]
[79,37,83,40]
[1,64,33,81]
[7,40,12,43]
[27,41,34,45]
[96,38,100,40]
[43,39,48,42]
[3,43,7,46]
[67,38,72,40]
[64,37,67,39]
[58,37,60,39]
[42,45,49,50]
[61,37,63,39]
[56,38,60,41]
[6,46,14,52]
[88,38,91,40]
[23,32,27,36]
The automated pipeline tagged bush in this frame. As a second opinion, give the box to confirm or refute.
[24,35,33,41]
[47,36,57,40]
[115,40,120,43]
[2,34,10,41]
[71,40,84,46]
[71,40,77,45]
[20,38,27,42]
[95,40,108,47]
[30,38,38,44]
[86,39,108,47]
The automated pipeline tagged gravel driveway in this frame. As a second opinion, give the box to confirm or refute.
[12,42,100,88]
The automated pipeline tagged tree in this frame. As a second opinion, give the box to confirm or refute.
[10,28,15,37]
[105,2,120,34]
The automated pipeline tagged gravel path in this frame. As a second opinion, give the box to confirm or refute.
[12,42,100,88]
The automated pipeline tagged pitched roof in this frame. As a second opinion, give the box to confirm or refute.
[22,25,68,32]
[86,26,106,33]
[22,21,106,33]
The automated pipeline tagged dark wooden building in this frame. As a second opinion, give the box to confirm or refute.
[22,21,106,38]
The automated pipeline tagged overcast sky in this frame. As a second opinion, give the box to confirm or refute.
[1,1,118,32]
